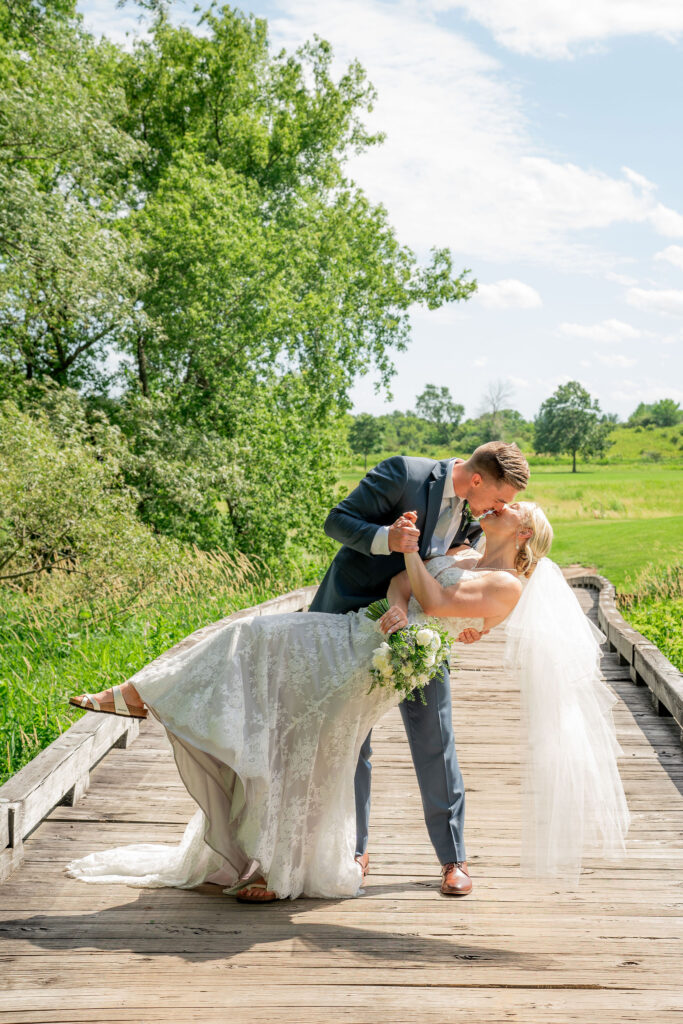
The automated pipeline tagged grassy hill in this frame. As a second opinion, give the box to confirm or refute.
[604,424,683,462]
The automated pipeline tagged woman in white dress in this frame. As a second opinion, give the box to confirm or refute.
[67,502,630,899]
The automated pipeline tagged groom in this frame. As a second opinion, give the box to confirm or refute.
[309,441,530,896]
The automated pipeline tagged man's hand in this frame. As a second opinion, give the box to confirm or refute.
[388,510,420,553]
[456,627,490,645]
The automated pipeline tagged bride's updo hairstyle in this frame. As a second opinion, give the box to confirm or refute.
[514,501,553,578]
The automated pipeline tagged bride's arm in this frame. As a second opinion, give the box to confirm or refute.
[387,568,411,610]
[404,551,521,628]
[376,569,412,636]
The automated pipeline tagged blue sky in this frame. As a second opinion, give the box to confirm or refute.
[78,0,683,421]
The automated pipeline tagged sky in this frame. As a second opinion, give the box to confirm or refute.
[77,0,683,421]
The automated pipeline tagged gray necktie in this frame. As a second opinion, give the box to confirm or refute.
[429,497,458,557]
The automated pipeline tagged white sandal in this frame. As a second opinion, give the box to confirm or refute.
[69,684,148,720]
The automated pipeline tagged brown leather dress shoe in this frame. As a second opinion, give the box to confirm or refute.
[355,851,370,879]
[440,861,472,896]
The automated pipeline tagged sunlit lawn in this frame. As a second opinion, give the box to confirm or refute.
[336,461,683,591]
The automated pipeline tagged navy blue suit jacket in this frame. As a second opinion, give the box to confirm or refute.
[309,456,482,614]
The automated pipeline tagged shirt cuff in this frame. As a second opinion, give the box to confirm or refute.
[370,525,391,555]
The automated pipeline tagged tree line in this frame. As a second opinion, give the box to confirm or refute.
[348,383,682,473]
[0,0,474,600]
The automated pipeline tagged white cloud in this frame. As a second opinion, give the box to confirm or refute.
[655,245,683,270]
[79,0,151,47]
[661,328,683,345]
[476,279,542,308]
[431,1,683,59]
[76,0,683,270]
[508,375,531,388]
[627,288,683,315]
[558,318,642,343]
[622,167,657,193]
[267,1,683,269]
[596,353,637,368]
[605,271,639,286]
[610,379,683,404]
[648,203,683,237]
[473,357,489,367]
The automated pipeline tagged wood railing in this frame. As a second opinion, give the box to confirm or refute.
[0,585,318,883]
[569,574,683,740]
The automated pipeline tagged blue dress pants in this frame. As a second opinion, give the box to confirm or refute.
[354,660,467,864]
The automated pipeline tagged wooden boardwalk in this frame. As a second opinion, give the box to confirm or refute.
[1,586,682,1023]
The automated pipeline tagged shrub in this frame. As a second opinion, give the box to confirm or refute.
[0,399,179,614]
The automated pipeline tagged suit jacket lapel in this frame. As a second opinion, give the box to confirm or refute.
[420,460,450,557]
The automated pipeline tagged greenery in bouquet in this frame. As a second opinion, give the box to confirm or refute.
[365,599,452,703]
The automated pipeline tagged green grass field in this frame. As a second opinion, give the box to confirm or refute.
[336,461,683,591]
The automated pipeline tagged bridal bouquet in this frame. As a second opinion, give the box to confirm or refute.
[365,599,452,703]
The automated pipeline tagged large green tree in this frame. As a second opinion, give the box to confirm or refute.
[0,0,146,390]
[348,413,385,471]
[415,384,464,445]
[0,0,476,563]
[534,381,613,472]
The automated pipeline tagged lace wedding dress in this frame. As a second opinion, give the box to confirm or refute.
[66,556,483,899]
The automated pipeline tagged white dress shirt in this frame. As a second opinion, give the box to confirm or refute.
[370,458,464,556]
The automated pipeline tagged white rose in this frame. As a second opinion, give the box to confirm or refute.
[372,652,386,672]
[416,628,434,646]
[424,654,436,668]
[380,661,394,678]
[372,646,392,672]
[430,634,441,651]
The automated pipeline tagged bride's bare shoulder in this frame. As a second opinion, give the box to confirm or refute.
[482,571,523,606]
[446,546,483,570]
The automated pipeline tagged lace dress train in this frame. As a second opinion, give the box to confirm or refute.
[65,558,482,899]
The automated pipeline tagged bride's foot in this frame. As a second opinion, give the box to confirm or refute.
[234,875,279,903]
[69,683,148,719]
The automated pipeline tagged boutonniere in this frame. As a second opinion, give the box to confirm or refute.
[462,501,475,526]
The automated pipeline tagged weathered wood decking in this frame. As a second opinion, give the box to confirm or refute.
[1,586,682,1023]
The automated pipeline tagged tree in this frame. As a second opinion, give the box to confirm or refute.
[478,379,514,441]
[0,1,148,391]
[0,392,176,606]
[415,384,464,444]
[348,414,384,471]
[651,399,681,427]
[0,2,477,564]
[628,399,680,428]
[534,381,614,472]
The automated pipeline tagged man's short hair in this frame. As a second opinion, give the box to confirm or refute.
[467,441,529,491]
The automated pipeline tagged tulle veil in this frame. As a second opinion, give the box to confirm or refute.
[503,557,630,888]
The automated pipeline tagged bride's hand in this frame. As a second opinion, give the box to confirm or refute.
[388,510,420,553]
[379,604,409,636]
[457,627,490,644]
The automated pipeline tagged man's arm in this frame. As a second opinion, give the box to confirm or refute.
[324,457,414,556]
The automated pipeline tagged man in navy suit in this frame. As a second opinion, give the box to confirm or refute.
[309,441,530,895]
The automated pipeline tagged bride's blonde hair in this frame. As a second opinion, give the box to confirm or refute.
[514,501,553,578]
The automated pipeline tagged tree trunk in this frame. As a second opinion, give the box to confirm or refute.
[137,334,150,397]
[572,449,577,473]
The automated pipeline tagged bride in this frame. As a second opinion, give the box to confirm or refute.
[67,501,629,899]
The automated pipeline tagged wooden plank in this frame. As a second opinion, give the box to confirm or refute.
[0,571,681,1022]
